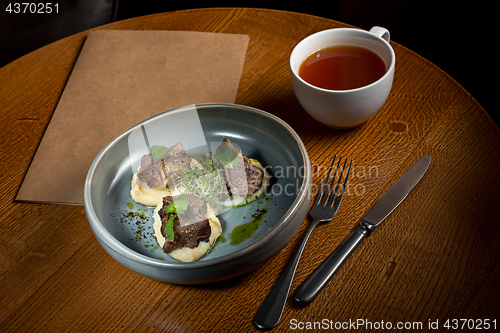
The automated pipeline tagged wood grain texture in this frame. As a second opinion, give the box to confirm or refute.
[1,8,499,332]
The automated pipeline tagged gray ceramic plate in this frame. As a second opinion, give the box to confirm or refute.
[84,103,312,284]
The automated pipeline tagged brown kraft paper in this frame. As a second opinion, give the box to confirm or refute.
[16,30,249,204]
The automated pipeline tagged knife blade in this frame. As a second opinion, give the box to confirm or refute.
[293,155,431,305]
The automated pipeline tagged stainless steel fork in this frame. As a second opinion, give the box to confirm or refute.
[254,155,353,330]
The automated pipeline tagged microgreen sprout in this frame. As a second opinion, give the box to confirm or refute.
[172,155,228,201]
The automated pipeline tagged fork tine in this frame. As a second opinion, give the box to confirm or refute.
[323,156,344,205]
[315,155,337,205]
[330,158,353,209]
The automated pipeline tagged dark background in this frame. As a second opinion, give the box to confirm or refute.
[1,0,496,126]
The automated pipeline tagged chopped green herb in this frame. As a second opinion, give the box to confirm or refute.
[164,214,175,240]
[171,198,189,215]
[125,211,148,220]
[161,197,188,242]
[163,205,176,214]
[214,144,240,169]
[150,145,170,159]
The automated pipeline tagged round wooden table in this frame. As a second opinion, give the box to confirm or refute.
[1,8,499,332]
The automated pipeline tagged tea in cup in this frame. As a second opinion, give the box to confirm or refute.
[290,27,395,129]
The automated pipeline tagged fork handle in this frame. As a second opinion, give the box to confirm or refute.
[254,221,319,330]
[293,224,370,305]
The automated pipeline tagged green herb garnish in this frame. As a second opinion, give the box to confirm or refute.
[163,204,176,214]
[164,214,175,240]
[150,145,170,159]
[162,198,189,241]
[171,198,189,215]
[174,156,228,201]
[214,144,240,169]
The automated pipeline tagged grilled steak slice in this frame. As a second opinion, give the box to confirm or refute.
[216,137,264,196]
[163,142,191,173]
[137,154,165,189]
[245,157,264,194]
[137,142,191,189]
[159,195,211,253]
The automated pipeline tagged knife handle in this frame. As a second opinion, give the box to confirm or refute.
[293,224,370,305]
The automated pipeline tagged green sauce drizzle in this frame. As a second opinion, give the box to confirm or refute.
[230,195,271,246]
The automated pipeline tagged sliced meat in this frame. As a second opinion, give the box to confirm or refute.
[216,137,264,196]
[159,195,211,253]
[245,157,264,194]
[163,142,191,172]
[136,142,191,189]
[137,154,165,189]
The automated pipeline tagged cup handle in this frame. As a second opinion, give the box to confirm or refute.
[369,26,390,43]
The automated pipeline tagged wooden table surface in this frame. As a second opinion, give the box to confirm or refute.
[1,8,499,332]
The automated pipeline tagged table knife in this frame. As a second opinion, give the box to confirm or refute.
[293,155,431,305]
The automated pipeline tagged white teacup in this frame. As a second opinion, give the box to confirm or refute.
[290,27,395,129]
